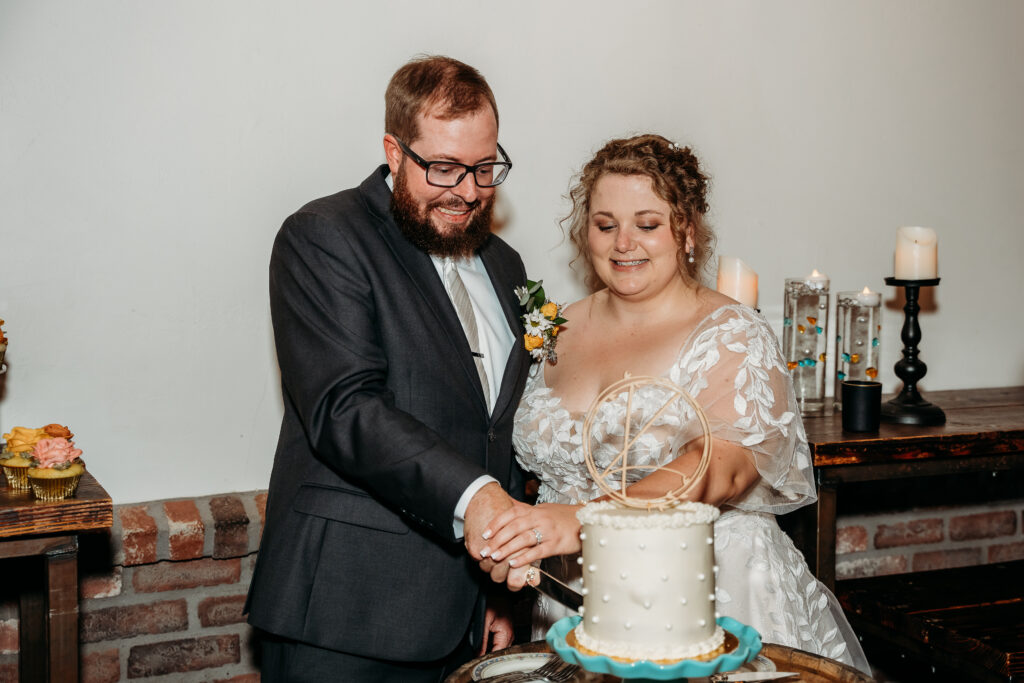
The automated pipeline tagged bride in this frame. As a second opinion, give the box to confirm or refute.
[479,134,869,672]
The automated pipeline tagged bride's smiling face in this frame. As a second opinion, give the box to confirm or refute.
[588,173,685,300]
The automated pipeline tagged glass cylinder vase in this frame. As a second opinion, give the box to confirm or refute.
[782,277,830,415]
[834,290,882,411]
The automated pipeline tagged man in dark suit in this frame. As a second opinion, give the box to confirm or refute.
[246,56,531,682]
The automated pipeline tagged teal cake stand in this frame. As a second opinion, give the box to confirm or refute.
[546,615,762,681]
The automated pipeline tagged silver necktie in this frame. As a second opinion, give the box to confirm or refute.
[443,258,490,406]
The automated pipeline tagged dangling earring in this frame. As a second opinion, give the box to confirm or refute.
[687,250,695,264]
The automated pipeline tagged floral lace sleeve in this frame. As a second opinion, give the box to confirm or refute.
[670,305,816,514]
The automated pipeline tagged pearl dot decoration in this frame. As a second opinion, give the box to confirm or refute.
[599,538,607,547]
[706,536,714,545]
[582,588,589,595]
[589,564,597,572]
[577,557,584,565]
[699,619,707,627]
[624,621,632,630]
[591,615,600,624]
[680,541,688,549]
[638,543,646,550]
[581,374,713,509]
[643,600,652,610]
[602,594,610,603]
[698,573,706,581]
[619,571,628,580]
[681,597,688,605]
[661,574,669,582]
[580,532,587,540]
[666,623,673,631]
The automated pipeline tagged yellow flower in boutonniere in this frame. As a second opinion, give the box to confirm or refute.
[514,279,567,364]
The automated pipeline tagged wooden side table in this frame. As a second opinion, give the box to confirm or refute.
[800,385,1024,591]
[0,470,113,683]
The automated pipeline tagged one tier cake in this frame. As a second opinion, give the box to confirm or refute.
[574,500,723,662]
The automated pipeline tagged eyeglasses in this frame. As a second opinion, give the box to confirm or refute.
[393,137,512,188]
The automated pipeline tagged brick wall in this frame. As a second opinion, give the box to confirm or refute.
[1,489,1021,681]
[835,500,1024,580]
[0,491,266,682]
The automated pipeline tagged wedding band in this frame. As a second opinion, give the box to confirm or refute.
[532,528,543,545]
[525,566,537,585]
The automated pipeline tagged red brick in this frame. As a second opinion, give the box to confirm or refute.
[81,600,188,643]
[164,500,205,560]
[836,554,908,580]
[836,525,868,554]
[214,675,260,683]
[198,594,247,627]
[81,568,123,599]
[210,496,250,558]
[911,547,982,572]
[82,647,121,683]
[989,540,1024,563]
[874,518,943,549]
[0,652,17,682]
[127,634,239,677]
[949,510,1017,541]
[255,491,268,529]
[133,557,241,593]
[120,506,158,566]
[0,618,17,653]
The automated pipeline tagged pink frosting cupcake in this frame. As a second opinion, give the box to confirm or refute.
[27,437,85,501]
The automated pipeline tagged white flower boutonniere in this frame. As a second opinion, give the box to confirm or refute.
[514,279,567,364]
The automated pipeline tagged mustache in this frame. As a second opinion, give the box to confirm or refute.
[430,197,478,212]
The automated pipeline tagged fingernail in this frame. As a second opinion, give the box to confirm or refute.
[508,559,517,567]
[491,551,502,561]
[482,530,492,540]
[480,547,491,558]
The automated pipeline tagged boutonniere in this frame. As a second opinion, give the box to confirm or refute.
[514,279,567,364]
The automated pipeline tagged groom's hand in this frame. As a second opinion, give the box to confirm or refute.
[464,482,514,560]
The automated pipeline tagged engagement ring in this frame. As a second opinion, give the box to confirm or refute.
[525,566,537,585]
[532,528,543,545]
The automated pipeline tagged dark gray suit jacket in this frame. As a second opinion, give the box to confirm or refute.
[246,165,531,661]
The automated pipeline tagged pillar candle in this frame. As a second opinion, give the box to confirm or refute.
[894,226,938,279]
[716,256,758,308]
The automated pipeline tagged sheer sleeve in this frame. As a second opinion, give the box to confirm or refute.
[669,305,816,514]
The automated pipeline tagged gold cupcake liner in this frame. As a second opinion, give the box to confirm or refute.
[28,473,82,501]
[2,464,31,490]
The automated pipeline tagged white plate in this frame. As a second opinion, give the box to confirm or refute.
[472,652,553,680]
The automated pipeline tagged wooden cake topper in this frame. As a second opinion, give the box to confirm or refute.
[582,373,713,509]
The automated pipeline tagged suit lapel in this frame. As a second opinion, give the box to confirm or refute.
[479,239,528,422]
[361,168,488,413]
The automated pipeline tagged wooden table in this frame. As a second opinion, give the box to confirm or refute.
[446,641,872,682]
[0,470,113,683]
[800,385,1024,591]
[841,560,1023,682]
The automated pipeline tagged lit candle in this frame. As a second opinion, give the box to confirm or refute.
[893,226,938,280]
[855,286,880,307]
[716,256,758,308]
[805,269,829,289]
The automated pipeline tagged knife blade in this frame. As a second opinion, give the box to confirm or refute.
[532,567,583,611]
[710,672,799,682]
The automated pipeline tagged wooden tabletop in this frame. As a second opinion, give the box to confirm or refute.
[0,470,113,538]
[801,386,1024,467]
[446,641,872,682]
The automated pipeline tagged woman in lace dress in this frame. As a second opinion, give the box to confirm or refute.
[480,134,869,672]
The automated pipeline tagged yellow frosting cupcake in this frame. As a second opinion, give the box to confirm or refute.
[1,426,48,490]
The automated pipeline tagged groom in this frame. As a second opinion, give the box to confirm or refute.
[246,56,531,681]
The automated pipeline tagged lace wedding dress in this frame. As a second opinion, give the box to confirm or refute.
[512,304,869,672]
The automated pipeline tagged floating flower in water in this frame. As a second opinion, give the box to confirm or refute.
[841,353,851,363]
[866,367,878,379]
[850,354,860,364]
[783,317,793,327]
[872,338,879,347]
[797,324,806,334]
[837,371,847,380]
[787,361,798,371]
[819,353,827,362]
[807,316,817,325]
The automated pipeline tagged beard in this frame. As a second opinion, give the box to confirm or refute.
[391,169,494,258]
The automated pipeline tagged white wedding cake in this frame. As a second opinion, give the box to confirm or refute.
[573,500,724,662]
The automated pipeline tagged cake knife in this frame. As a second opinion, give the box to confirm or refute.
[709,672,799,681]
[531,567,583,611]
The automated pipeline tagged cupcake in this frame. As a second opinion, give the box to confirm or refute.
[1,426,49,489]
[27,437,84,501]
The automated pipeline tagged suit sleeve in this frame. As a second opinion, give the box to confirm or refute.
[270,210,487,541]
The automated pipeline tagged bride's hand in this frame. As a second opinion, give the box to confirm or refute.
[481,502,582,569]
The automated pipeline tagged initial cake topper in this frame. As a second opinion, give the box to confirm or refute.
[582,373,713,510]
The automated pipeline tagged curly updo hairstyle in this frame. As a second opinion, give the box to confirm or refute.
[564,134,713,292]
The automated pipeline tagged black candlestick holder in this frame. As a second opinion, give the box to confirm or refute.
[880,276,945,425]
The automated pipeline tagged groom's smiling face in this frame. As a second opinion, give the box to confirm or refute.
[385,107,498,257]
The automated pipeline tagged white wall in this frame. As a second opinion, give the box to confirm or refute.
[2,1,1022,504]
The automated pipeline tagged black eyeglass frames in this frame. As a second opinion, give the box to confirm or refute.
[393,137,512,188]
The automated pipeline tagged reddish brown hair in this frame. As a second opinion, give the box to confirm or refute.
[564,134,713,291]
[385,55,498,143]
